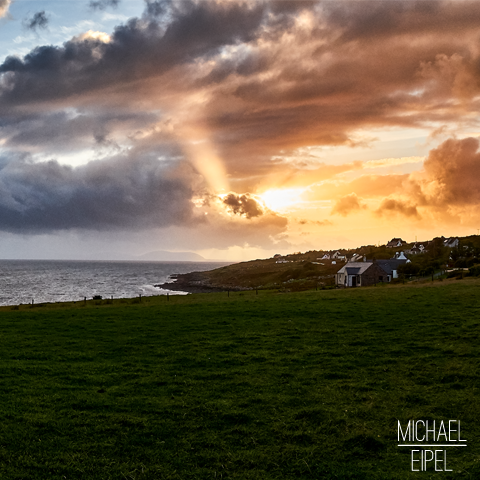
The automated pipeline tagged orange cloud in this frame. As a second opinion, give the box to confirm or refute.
[375,198,420,218]
[367,137,480,223]
[331,193,367,217]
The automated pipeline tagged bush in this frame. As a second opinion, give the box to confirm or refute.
[467,265,480,277]
[398,263,421,276]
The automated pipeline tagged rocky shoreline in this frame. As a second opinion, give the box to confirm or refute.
[155,271,245,294]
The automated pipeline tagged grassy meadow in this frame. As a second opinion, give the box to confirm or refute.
[0,279,479,479]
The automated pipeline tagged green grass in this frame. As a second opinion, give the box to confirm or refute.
[0,279,479,479]
[199,257,338,289]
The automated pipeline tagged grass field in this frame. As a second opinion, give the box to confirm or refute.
[0,278,479,479]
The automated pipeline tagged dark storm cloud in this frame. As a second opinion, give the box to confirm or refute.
[89,0,120,11]
[24,11,49,31]
[2,110,160,153]
[0,1,267,107]
[222,193,264,219]
[0,154,197,233]
[143,0,169,18]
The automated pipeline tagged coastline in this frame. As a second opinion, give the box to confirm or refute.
[155,271,247,294]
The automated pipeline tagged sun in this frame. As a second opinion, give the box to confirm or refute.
[258,188,304,212]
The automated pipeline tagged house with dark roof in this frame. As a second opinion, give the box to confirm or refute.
[386,238,405,248]
[336,252,411,286]
[444,237,459,248]
[335,261,388,287]
[407,243,425,255]
[375,257,409,282]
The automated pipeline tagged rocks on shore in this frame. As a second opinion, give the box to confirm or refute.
[154,271,249,294]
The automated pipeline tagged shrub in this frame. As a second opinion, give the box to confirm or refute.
[467,265,480,277]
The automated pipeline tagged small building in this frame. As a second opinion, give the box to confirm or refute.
[332,251,346,260]
[336,261,388,287]
[407,243,425,255]
[375,258,409,281]
[444,237,459,248]
[393,251,409,260]
[349,253,366,262]
[386,238,405,248]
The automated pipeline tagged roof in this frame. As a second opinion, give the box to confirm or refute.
[376,259,407,275]
[337,262,373,275]
[386,237,404,246]
[346,267,361,274]
[444,237,459,246]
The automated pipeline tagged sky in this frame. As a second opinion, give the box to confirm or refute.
[1,0,480,261]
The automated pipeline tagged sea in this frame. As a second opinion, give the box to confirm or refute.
[0,260,232,307]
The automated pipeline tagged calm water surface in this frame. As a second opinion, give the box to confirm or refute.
[0,260,231,306]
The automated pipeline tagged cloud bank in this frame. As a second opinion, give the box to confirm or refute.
[1,1,480,246]
[0,153,198,233]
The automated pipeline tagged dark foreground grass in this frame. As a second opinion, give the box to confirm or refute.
[0,280,479,479]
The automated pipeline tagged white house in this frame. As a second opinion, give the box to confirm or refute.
[407,243,425,255]
[444,237,459,248]
[386,238,405,248]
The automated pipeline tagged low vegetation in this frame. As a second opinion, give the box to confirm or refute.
[175,235,480,291]
[201,257,338,291]
[0,279,479,478]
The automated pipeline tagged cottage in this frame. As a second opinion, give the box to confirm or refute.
[386,238,405,248]
[375,258,409,281]
[444,237,459,248]
[332,251,346,260]
[336,261,387,287]
[407,243,425,255]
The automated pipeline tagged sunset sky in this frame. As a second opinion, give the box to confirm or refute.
[1,0,480,261]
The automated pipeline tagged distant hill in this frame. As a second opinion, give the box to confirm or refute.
[135,250,206,262]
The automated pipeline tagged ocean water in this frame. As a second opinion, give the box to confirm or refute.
[0,260,231,306]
